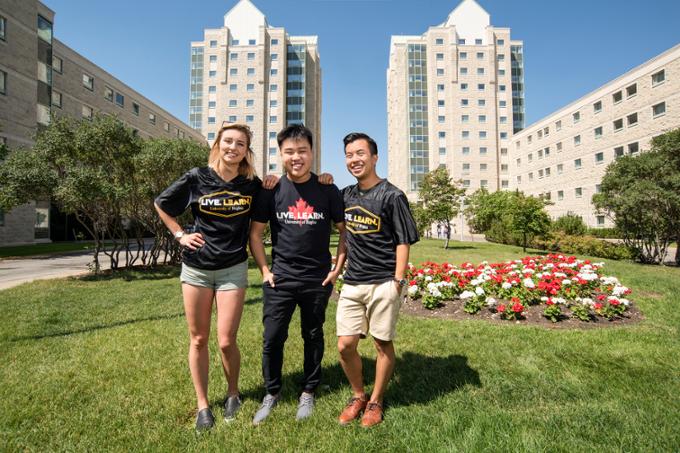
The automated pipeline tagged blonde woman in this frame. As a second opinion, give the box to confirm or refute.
[155,123,272,430]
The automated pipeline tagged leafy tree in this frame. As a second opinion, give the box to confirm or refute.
[553,212,588,236]
[464,189,516,234]
[417,167,465,248]
[409,201,432,238]
[510,192,552,252]
[593,140,677,264]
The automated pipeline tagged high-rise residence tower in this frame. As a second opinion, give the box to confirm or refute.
[190,0,322,175]
[387,0,524,197]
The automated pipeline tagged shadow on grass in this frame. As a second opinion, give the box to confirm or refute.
[7,312,184,342]
[237,351,479,409]
[77,265,180,282]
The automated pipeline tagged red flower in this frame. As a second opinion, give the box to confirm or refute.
[409,280,417,286]
[594,302,603,310]
[511,297,520,304]
[597,294,606,301]
[497,304,506,313]
[610,299,620,306]
[512,302,524,313]
[546,298,554,305]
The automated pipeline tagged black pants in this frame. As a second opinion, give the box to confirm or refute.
[262,281,332,395]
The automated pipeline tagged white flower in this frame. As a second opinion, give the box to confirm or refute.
[485,297,497,306]
[562,279,571,285]
[425,275,433,282]
[502,282,512,290]
[407,285,419,297]
[471,278,482,286]
[581,298,594,306]
[620,298,630,306]
[553,297,566,305]
[540,296,549,302]
[523,268,535,275]
[612,285,629,297]
[523,278,535,289]
[475,286,485,296]
[459,290,475,300]
[577,272,598,282]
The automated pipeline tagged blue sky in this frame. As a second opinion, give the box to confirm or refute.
[44,0,680,188]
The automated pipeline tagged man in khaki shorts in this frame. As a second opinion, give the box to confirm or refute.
[336,132,419,427]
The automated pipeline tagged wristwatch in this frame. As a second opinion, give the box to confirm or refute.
[174,230,185,241]
[395,278,407,287]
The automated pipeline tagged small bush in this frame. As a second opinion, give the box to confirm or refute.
[535,232,633,260]
[587,227,621,239]
[553,213,587,236]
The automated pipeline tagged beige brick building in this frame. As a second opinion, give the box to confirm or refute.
[191,0,322,177]
[0,0,203,245]
[387,0,524,197]
[510,44,680,227]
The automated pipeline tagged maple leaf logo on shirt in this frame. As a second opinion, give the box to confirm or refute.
[288,198,314,225]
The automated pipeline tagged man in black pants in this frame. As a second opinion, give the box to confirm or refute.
[249,124,346,424]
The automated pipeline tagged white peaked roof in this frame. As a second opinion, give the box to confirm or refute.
[223,0,268,43]
[444,0,490,44]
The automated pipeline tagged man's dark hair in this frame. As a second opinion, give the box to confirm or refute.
[277,124,313,149]
[343,132,378,155]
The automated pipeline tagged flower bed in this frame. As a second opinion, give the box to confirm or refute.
[405,255,634,323]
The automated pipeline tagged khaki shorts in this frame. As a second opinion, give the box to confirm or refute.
[180,261,248,291]
[336,280,403,341]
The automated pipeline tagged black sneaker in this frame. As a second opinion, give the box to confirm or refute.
[224,394,242,421]
[195,408,215,431]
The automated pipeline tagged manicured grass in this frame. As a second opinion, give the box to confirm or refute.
[0,241,104,259]
[1,239,679,451]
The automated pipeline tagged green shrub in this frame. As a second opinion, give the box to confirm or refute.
[587,227,621,239]
[553,213,587,236]
[534,232,633,260]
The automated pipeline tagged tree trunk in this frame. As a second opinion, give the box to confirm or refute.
[444,222,451,249]
[675,234,680,265]
[523,232,527,253]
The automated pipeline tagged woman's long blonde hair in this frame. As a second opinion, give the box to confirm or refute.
[208,123,257,180]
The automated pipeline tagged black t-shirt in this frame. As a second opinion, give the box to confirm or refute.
[155,167,261,270]
[342,179,419,284]
[251,173,344,283]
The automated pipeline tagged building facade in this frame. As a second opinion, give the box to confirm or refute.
[0,0,203,245]
[190,0,322,176]
[510,44,680,227]
[387,0,524,197]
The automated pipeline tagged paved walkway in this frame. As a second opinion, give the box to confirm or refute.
[0,251,102,290]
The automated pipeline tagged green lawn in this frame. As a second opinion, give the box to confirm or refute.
[1,239,679,452]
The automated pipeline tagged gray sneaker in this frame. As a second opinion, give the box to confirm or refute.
[223,394,242,421]
[253,393,280,425]
[295,392,315,421]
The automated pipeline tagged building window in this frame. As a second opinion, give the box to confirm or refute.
[132,102,140,116]
[209,40,217,48]
[478,83,485,91]
[271,53,278,61]
[269,147,277,155]
[478,99,486,107]
[439,147,446,155]
[149,113,156,125]
[230,68,237,76]
[460,67,468,75]
[476,39,483,45]
[229,100,237,107]
[594,126,603,139]
[462,147,470,155]
[247,68,255,76]
[270,84,278,92]
[436,68,444,76]
[209,55,217,62]
[208,117,216,124]
[231,39,239,45]
[0,15,5,41]
[499,85,506,92]
[437,84,445,92]
[497,53,505,61]
[574,135,581,146]
[436,53,444,60]
[544,147,550,157]
[246,115,254,123]
[82,74,94,91]
[247,52,255,60]
[575,187,583,198]
[478,115,486,123]
[555,120,562,131]
[479,131,487,139]
[51,91,62,108]
[115,92,124,107]
[613,118,623,131]
[208,101,216,108]
[572,111,580,123]
[497,39,505,45]
[628,142,639,154]
[82,104,93,120]
[462,163,470,174]
[574,158,582,169]
[461,99,468,107]
[438,131,446,138]
[460,52,467,60]
[462,131,470,139]
[271,39,279,45]
[613,90,622,104]
[614,146,624,158]
[230,53,238,60]
[652,69,665,86]
[627,112,638,127]
[437,115,445,123]
[593,100,602,113]
[248,39,256,45]
[229,84,237,92]
[516,175,522,184]
[501,163,508,173]
[164,122,170,132]
[597,216,605,227]
[480,163,488,172]
[528,135,532,144]
[209,70,216,77]
[557,190,564,201]
[270,115,277,123]
[438,100,445,107]
[557,164,563,174]
[435,38,444,45]
[499,100,506,107]
[498,132,507,139]
[476,52,484,59]
[246,99,254,107]
[652,102,666,117]
[538,169,544,179]
[0,70,7,95]
[595,152,604,164]
[209,85,217,93]
[247,84,254,92]
[458,38,466,45]
[556,142,562,152]
[460,83,468,91]
[271,69,278,76]
[270,100,278,108]
[477,68,485,75]
[53,56,62,74]
[207,132,215,141]
[626,83,637,98]
[528,153,533,162]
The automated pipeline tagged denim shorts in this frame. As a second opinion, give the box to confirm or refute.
[180,260,248,291]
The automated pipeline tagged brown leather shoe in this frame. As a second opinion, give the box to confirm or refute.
[338,394,368,425]
[360,401,384,428]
